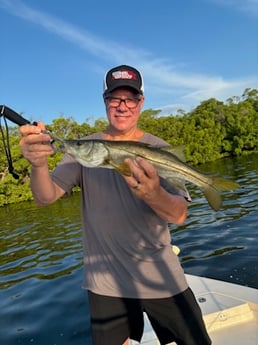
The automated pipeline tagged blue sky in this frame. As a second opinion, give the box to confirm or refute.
[0,0,257,125]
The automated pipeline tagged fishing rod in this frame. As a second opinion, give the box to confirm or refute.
[0,105,32,126]
[0,105,36,179]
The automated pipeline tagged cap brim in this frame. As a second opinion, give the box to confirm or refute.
[104,81,142,95]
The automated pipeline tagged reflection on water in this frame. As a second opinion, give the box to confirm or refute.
[1,200,83,289]
[0,154,257,344]
[1,198,91,345]
[171,153,258,288]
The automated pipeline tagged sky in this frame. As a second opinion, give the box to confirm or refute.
[0,0,257,125]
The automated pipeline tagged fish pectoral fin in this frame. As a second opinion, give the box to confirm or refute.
[108,161,132,176]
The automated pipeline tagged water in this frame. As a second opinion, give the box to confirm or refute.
[0,154,258,345]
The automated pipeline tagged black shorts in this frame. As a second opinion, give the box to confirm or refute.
[87,288,211,345]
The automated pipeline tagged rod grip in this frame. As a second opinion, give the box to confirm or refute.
[0,105,31,126]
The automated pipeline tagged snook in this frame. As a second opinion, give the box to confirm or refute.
[53,138,239,211]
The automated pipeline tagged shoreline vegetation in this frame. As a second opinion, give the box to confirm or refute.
[0,88,257,207]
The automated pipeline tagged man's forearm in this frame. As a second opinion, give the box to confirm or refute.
[143,186,188,224]
[30,165,64,205]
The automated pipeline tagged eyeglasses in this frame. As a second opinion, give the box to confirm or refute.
[105,96,141,109]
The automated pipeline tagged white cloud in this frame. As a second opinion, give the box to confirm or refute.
[1,0,257,113]
[0,0,142,60]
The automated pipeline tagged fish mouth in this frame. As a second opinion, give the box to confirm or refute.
[50,138,65,152]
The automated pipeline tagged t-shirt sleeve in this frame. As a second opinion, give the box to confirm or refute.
[51,153,82,195]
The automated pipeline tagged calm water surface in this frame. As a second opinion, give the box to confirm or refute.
[0,154,257,345]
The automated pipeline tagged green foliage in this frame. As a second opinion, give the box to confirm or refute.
[47,116,93,139]
[92,118,109,132]
[0,174,33,206]
[0,88,257,206]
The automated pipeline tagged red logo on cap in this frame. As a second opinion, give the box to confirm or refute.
[112,70,137,80]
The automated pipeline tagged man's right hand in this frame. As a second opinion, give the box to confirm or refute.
[19,122,54,168]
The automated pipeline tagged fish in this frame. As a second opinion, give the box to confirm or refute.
[52,138,240,211]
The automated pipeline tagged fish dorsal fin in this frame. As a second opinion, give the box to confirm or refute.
[159,145,186,162]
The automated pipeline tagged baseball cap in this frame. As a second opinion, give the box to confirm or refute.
[103,65,144,95]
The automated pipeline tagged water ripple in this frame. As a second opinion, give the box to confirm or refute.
[0,154,257,344]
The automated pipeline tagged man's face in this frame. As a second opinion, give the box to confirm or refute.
[104,88,144,133]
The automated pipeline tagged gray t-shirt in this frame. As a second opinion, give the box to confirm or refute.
[51,132,189,298]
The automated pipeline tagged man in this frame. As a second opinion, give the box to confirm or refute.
[19,65,211,345]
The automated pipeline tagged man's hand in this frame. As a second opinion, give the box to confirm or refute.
[123,156,188,224]
[123,157,161,200]
[19,122,54,168]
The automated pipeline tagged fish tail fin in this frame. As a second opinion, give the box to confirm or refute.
[212,176,240,191]
[202,177,240,211]
[202,185,222,211]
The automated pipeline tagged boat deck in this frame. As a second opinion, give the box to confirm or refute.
[132,274,258,345]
